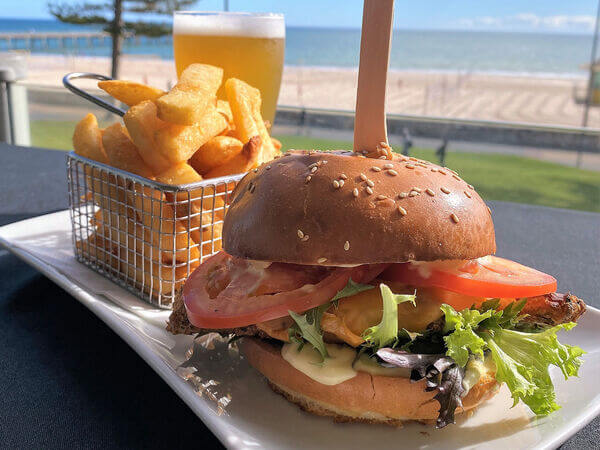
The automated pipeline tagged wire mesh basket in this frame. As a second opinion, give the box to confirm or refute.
[67,152,244,308]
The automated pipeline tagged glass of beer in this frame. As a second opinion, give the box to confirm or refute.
[173,11,285,123]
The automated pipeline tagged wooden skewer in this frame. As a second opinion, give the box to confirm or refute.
[353,0,394,154]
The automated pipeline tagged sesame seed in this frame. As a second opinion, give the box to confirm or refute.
[266,165,271,170]
[305,175,312,183]
[353,188,359,197]
[302,234,310,242]
[366,180,375,187]
[441,187,451,194]
[322,160,328,164]
[308,163,317,169]
[253,168,258,173]
[366,187,374,195]
[409,191,419,197]
[430,168,438,172]
[332,180,340,189]
[398,192,408,199]
[379,155,387,159]
[406,164,415,169]
[398,206,407,216]
[450,213,459,223]
[338,179,345,187]
[426,188,435,196]
[317,257,327,264]
[388,169,398,176]
[438,171,447,175]
[452,174,461,181]
[487,206,492,214]
[344,241,350,251]
[360,173,368,181]
[297,229,304,239]
[250,184,256,193]
[447,168,458,175]
[412,187,422,193]
[310,166,317,173]
[468,184,474,190]
[376,194,387,200]
[409,157,418,161]
[464,191,472,198]
[372,166,382,172]
[340,173,348,180]
[383,163,394,169]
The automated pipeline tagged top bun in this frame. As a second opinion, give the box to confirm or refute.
[223,150,496,265]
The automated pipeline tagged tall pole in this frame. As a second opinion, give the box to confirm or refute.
[582,0,600,128]
[224,0,229,12]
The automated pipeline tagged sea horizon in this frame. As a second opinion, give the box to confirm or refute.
[1,17,594,77]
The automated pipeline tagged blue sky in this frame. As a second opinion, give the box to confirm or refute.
[1,0,597,33]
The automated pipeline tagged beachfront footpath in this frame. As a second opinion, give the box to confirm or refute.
[24,54,600,129]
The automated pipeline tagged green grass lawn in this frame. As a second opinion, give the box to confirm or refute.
[30,121,599,212]
[31,120,76,151]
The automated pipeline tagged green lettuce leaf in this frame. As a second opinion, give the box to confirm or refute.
[362,283,416,350]
[441,303,585,416]
[288,302,331,361]
[441,304,493,366]
[482,322,585,415]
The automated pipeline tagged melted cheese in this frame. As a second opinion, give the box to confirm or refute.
[352,353,411,378]
[281,343,357,385]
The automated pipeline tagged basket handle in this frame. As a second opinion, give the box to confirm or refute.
[62,72,126,117]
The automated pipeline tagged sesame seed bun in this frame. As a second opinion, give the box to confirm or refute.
[223,151,496,265]
[241,338,499,425]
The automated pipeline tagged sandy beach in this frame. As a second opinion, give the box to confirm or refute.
[24,54,600,128]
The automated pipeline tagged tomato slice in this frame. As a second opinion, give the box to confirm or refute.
[183,252,387,329]
[381,256,557,299]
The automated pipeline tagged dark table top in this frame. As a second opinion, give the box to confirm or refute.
[0,144,598,449]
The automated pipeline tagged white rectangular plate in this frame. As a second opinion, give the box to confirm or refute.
[1,211,599,450]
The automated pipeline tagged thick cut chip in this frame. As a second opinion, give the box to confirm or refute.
[154,106,228,164]
[225,78,278,164]
[155,162,203,186]
[272,137,282,151]
[102,123,154,179]
[156,64,223,125]
[98,80,165,107]
[73,113,108,164]
[123,100,172,174]
[217,100,233,125]
[189,135,244,175]
[204,135,261,178]
[131,185,199,264]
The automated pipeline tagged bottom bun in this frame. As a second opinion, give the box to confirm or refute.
[241,338,498,426]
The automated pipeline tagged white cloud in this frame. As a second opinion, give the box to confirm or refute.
[457,13,596,32]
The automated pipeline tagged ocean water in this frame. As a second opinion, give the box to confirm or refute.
[0,18,593,77]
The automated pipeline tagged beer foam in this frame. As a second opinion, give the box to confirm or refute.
[174,12,285,38]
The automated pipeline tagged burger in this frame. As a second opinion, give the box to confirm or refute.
[168,149,586,428]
